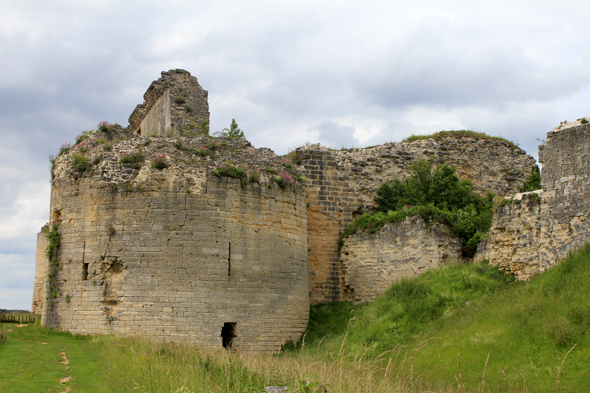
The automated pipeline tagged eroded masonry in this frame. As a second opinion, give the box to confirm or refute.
[128,69,209,137]
[37,129,309,352]
[34,69,590,350]
[477,121,590,279]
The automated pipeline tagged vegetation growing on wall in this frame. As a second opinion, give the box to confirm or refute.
[214,119,245,139]
[44,222,61,305]
[342,159,494,257]
[71,153,90,173]
[119,152,144,165]
[214,162,247,179]
[518,165,542,192]
[402,130,520,149]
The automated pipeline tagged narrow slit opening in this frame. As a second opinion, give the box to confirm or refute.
[82,263,89,281]
[228,242,231,276]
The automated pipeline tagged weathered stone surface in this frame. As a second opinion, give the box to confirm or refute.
[299,136,536,303]
[340,217,462,302]
[38,129,308,353]
[32,227,49,314]
[477,123,590,279]
[128,69,209,137]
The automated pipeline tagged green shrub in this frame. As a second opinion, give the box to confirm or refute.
[151,154,167,169]
[285,150,302,165]
[103,143,112,151]
[581,118,589,124]
[264,167,277,174]
[71,153,90,173]
[249,171,259,183]
[344,158,494,256]
[214,164,246,179]
[274,172,293,188]
[518,165,542,192]
[97,121,111,132]
[215,119,245,139]
[200,119,210,135]
[174,96,186,105]
[58,142,71,157]
[119,152,144,164]
[206,141,220,151]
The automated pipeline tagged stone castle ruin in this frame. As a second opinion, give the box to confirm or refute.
[128,69,209,137]
[32,69,590,351]
[477,121,590,279]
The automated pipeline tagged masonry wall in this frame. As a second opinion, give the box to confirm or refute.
[340,217,462,302]
[477,124,590,278]
[299,137,536,303]
[32,228,49,314]
[39,132,308,353]
[129,69,209,137]
[139,89,171,137]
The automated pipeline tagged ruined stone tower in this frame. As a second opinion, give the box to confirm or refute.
[37,129,309,352]
[128,69,209,137]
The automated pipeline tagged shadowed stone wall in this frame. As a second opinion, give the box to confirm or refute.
[340,217,462,302]
[477,123,590,279]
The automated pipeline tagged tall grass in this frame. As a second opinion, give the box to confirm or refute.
[290,246,590,392]
[99,334,458,393]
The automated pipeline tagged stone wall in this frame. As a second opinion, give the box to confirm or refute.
[32,227,49,314]
[38,130,308,352]
[128,69,209,137]
[299,136,536,303]
[477,123,590,279]
[340,217,462,302]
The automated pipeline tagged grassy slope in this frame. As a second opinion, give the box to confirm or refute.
[2,246,589,392]
[296,245,590,392]
[0,323,107,393]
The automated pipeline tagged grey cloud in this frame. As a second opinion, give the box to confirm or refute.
[311,120,359,149]
[2,0,590,309]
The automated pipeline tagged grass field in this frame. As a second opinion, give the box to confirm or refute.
[2,246,590,392]
[287,244,590,392]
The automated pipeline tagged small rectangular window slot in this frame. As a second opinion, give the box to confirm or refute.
[82,263,89,281]
[228,242,231,276]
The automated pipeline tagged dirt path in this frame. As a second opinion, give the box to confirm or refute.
[59,350,71,393]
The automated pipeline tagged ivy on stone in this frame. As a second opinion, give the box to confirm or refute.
[45,222,61,305]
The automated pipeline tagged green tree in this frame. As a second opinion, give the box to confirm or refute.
[216,119,245,139]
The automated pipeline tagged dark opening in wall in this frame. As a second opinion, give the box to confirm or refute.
[228,242,231,276]
[221,322,237,349]
[82,263,89,281]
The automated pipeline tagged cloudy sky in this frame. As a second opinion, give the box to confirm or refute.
[2,0,590,310]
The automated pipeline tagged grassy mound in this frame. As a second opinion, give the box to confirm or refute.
[290,245,590,392]
[402,130,520,149]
